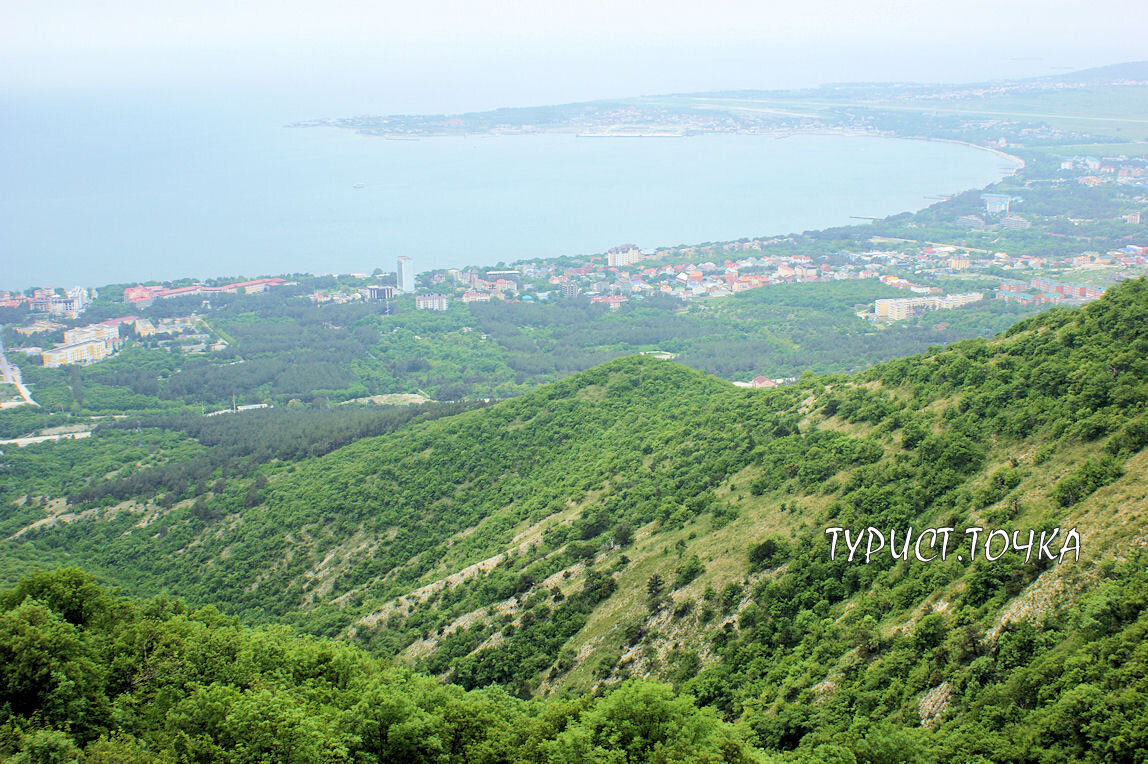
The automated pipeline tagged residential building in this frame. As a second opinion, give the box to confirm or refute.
[486,270,520,284]
[156,316,199,333]
[122,278,286,305]
[982,193,1012,216]
[607,244,643,267]
[415,293,449,311]
[591,295,627,310]
[42,340,110,368]
[874,292,983,322]
[13,321,64,336]
[27,287,90,318]
[1001,214,1031,230]
[63,323,120,346]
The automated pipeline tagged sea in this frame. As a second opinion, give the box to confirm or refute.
[0,90,1018,290]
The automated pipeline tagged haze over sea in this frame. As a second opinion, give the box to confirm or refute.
[1,89,1017,290]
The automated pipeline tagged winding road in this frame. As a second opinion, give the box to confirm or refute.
[0,331,39,408]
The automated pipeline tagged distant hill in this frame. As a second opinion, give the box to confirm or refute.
[1043,60,1148,83]
[3,278,1148,761]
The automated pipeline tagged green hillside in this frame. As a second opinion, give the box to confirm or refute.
[3,278,1148,761]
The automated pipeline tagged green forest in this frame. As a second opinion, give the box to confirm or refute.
[3,278,1147,761]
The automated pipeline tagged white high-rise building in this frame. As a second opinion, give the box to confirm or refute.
[607,244,643,267]
[397,256,415,293]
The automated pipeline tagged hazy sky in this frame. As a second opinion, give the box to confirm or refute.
[3,0,1146,112]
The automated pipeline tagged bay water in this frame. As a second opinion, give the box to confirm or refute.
[1,91,1015,289]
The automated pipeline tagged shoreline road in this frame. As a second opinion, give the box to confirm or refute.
[0,330,40,408]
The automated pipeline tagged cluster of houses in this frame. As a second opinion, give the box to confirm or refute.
[869,244,1147,277]
[399,236,1147,314]
[38,317,140,367]
[1059,155,1148,189]
[732,376,798,390]
[996,277,1107,307]
[959,184,1145,230]
[0,286,91,318]
[307,283,453,311]
[523,253,878,307]
[11,314,208,368]
[6,225,1143,375]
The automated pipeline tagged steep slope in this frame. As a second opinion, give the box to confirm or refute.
[13,355,802,627]
[5,278,1148,760]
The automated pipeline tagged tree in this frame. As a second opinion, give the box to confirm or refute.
[614,521,634,548]
[548,680,754,763]
[351,675,447,763]
[8,729,81,764]
[0,600,106,732]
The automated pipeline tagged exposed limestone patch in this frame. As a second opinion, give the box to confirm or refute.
[811,679,837,705]
[918,682,952,728]
[297,529,377,607]
[359,552,507,628]
[8,498,159,540]
[987,568,1066,641]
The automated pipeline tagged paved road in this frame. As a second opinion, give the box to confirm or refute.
[0,431,90,447]
[0,331,39,408]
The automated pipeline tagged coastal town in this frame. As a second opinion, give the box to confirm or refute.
[1,224,1141,398]
[0,280,290,385]
[408,236,1129,313]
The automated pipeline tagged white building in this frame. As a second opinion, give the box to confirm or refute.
[397,256,416,293]
[63,323,120,345]
[415,293,450,311]
[982,194,1012,216]
[607,245,643,267]
[874,292,983,322]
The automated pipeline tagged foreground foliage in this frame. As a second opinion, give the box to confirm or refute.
[0,569,755,763]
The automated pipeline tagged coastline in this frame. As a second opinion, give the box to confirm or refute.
[910,135,1026,174]
[335,122,1026,177]
[7,126,1021,290]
